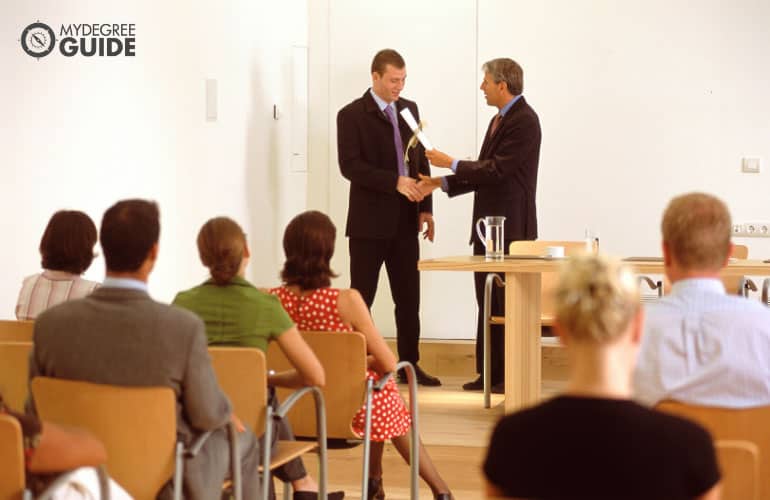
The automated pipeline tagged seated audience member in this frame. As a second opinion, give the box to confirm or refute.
[270,210,452,500]
[173,216,342,500]
[484,254,721,500]
[1,392,130,499]
[28,199,262,499]
[634,192,770,407]
[16,210,100,320]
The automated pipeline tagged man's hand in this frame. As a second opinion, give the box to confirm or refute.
[425,148,454,168]
[396,176,424,202]
[416,174,441,198]
[418,212,435,242]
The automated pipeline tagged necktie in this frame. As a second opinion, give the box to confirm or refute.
[384,105,408,177]
[490,114,502,136]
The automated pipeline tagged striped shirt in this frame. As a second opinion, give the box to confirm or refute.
[633,278,770,408]
[15,270,100,320]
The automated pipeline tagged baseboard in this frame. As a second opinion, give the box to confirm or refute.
[385,338,568,381]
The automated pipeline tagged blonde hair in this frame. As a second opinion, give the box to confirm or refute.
[197,217,246,286]
[661,192,731,272]
[554,254,640,344]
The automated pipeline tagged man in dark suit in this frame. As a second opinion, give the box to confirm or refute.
[28,199,262,499]
[337,48,441,386]
[422,58,542,393]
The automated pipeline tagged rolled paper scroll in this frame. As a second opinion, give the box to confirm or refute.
[399,108,434,151]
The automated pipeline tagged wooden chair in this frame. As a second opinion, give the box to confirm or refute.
[660,244,751,297]
[266,334,421,500]
[208,346,327,500]
[31,377,242,500]
[715,439,759,500]
[0,414,25,500]
[0,342,33,411]
[0,413,110,500]
[0,321,33,343]
[265,331,367,439]
[656,400,770,500]
[480,240,588,408]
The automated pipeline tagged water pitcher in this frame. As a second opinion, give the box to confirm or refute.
[475,216,506,260]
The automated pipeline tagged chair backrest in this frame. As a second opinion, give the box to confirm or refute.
[0,321,33,343]
[508,240,588,325]
[0,342,32,411]
[208,347,267,435]
[716,439,759,500]
[267,331,367,439]
[656,400,770,500]
[722,244,750,295]
[31,377,177,500]
[0,414,25,500]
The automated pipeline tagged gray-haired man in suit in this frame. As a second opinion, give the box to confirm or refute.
[28,199,261,499]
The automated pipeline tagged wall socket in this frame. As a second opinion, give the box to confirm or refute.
[733,222,770,237]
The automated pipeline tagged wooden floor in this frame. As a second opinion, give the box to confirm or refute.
[276,375,567,499]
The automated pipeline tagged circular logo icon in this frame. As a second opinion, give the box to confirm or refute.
[21,22,56,59]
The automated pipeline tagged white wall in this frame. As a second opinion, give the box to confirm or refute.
[0,0,308,318]
[309,0,770,339]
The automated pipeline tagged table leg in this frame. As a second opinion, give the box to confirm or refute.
[504,271,541,413]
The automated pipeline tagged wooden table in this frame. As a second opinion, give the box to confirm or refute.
[418,255,770,413]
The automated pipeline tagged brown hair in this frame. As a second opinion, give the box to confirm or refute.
[661,192,731,272]
[197,217,246,286]
[482,58,524,96]
[39,210,97,274]
[554,254,640,344]
[100,199,160,272]
[371,49,405,75]
[280,210,338,290]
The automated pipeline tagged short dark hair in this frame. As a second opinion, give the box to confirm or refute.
[280,210,338,290]
[482,58,524,96]
[39,210,97,274]
[371,49,405,75]
[100,199,160,272]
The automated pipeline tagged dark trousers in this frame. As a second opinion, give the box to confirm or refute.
[349,234,420,364]
[472,239,511,383]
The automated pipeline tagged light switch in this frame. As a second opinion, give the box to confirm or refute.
[205,79,217,121]
[742,157,761,173]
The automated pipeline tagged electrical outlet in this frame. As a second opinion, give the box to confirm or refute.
[733,221,770,237]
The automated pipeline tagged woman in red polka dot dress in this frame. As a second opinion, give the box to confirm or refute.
[271,211,453,500]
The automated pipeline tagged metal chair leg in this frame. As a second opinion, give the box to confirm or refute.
[763,278,769,305]
[483,273,504,409]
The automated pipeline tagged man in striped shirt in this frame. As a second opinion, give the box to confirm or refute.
[633,192,770,407]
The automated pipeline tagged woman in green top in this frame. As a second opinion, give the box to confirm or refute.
[174,217,341,500]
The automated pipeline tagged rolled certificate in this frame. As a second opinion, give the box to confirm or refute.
[399,108,434,151]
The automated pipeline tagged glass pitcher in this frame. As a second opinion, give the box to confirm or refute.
[475,216,506,260]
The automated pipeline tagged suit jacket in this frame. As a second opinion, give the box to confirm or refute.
[29,287,233,497]
[446,96,541,244]
[337,90,432,239]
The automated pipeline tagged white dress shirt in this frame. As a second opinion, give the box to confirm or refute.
[634,277,770,408]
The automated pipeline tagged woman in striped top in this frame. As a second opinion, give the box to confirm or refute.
[16,210,100,320]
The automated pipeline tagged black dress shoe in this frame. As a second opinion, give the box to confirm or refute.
[462,375,483,391]
[434,494,453,500]
[397,364,442,386]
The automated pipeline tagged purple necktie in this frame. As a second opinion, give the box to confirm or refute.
[384,105,408,177]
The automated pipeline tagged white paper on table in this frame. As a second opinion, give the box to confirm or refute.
[399,108,434,151]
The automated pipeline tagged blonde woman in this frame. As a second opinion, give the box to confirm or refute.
[483,255,721,500]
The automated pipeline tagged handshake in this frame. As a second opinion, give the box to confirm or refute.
[396,148,454,202]
[397,175,441,202]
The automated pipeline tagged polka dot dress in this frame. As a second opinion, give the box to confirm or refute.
[271,286,411,441]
